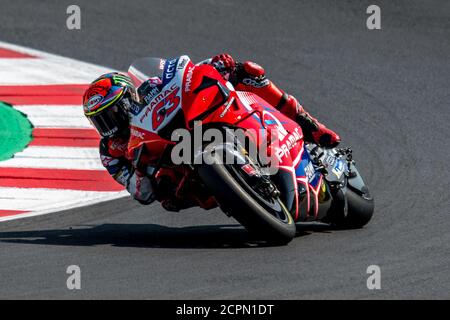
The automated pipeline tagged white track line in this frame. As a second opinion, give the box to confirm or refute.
[7,146,99,159]
[14,105,85,116]
[0,146,103,170]
[0,59,101,85]
[0,187,123,211]
[0,157,104,170]
[0,41,113,84]
[15,105,91,128]
[27,117,90,129]
[22,116,91,128]
[0,188,128,222]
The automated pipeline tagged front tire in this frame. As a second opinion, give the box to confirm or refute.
[197,156,296,245]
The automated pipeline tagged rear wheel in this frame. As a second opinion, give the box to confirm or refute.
[344,188,374,228]
[327,186,374,228]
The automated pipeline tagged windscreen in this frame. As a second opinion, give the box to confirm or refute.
[127,57,166,87]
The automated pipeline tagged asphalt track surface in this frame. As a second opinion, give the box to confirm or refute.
[0,0,449,299]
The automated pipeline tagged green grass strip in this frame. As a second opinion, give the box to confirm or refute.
[0,102,33,161]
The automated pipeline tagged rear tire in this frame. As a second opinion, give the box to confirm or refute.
[328,187,374,229]
[344,188,374,228]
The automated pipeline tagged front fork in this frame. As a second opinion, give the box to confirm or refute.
[303,146,357,221]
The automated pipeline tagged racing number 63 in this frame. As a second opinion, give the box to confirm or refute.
[152,87,180,130]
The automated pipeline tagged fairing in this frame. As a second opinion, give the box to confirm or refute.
[126,55,329,221]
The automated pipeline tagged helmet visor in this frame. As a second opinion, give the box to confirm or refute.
[88,103,129,137]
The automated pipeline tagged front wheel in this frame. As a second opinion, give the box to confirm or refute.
[197,148,296,244]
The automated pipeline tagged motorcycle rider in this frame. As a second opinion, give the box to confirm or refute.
[82,54,340,208]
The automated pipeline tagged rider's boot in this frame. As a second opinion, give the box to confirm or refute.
[234,61,340,148]
[280,95,341,148]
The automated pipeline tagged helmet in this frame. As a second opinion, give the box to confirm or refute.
[83,72,137,138]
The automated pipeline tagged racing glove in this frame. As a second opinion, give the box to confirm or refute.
[211,53,236,79]
[126,170,156,205]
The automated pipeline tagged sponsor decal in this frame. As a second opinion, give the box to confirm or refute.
[86,94,103,111]
[121,96,141,116]
[325,154,336,166]
[129,102,143,115]
[115,168,131,186]
[130,127,145,140]
[242,77,269,88]
[332,159,344,179]
[143,87,161,105]
[241,164,258,176]
[148,83,179,109]
[163,58,178,84]
[263,111,288,141]
[139,106,153,124]
[305,161,315,182]
[109,139,127,153]
[139,83,180,128]
[178,57,188,70]
[147,77,162,86]
[159,59,166,70]
[103,127,118,137]
[184,66,194,92]
[101,155,119,167]
[219,96,235,118]
[275,127,302,161]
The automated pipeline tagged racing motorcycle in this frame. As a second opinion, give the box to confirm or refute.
[126,56,374,244]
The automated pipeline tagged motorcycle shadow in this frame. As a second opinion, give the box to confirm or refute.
[0,223,334,249]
